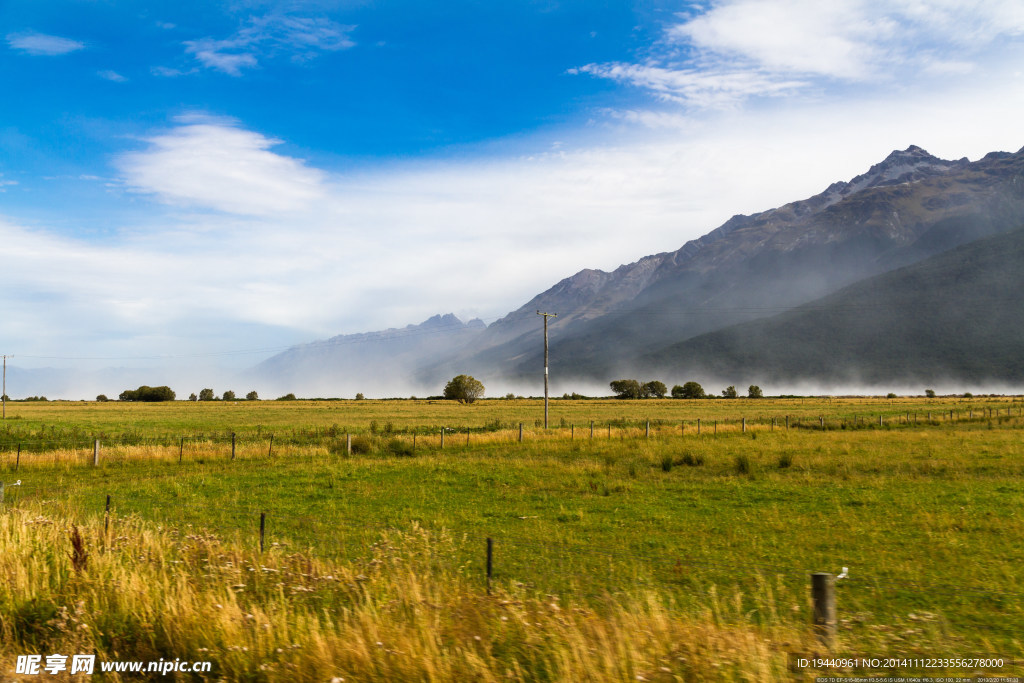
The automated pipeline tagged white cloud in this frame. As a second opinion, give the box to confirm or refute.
[183,40,258,76]
[183,14,355,75]
[577,0,1024,107]
[6,31,84,56]
[572,62,808,107]
[98,69,127,82]
[117,118,326,215]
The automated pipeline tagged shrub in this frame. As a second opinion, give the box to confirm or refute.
[385,438,414,457]
[350,436,373,454]
[925,389,936,398]
[735,454,751,474]
[189,393,198,401]
[778,453,793,469]
[681,452,705,467]
[355,393,365,400]
[276,393,296,401]
[96,394,109,402]
[886,392,897,399]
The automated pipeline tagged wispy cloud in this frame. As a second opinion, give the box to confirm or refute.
[182,14,355,75]
[7,31,85,56]
[98,69,127,82]
[575,0,1024,108]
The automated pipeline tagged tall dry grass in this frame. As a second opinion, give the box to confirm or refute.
[0,503,810,681]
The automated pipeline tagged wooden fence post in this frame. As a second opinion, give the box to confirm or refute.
[104,494,111,535]
[259,512,266,553]
[486,537,493,595]
[646,420,650,438]
[231,433,236,460]
[0,481,4,504]
[571,424,574,439]
[93,439,100,467]
[819,416,823,429]
[268,434,274,458]
[697,418,701,435]
[786,415,789,430]
[179,437,184,464]
[811,572,836,649]
[412,433,417,452]
[742,417,746,433]
[590,420,594,439]
[16,444,20,471]
[518,423,523,443]
[346,433,352,455]
[441,429,446,449]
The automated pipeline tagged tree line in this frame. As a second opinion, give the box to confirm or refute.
[610,380,763,399]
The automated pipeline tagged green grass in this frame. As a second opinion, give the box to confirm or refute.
[4,416,1024,660]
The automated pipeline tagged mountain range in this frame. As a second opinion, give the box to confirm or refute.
[250,143,1024,395]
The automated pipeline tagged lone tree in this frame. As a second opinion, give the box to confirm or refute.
[222,390,236,401]
[246,391,259,400]
[610,379,642,399]
[198,388,215,401]
[641,380,668,398]
[444,375,485,404]
[672,381,705,399]
[721,385,738,399]
[748,385,763,398]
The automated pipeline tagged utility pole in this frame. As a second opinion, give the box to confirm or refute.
[537,311,557,428]
[2,355,7,420]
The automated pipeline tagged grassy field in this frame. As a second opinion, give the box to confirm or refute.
[2,398,1023,680]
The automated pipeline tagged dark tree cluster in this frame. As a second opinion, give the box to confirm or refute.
[610,380,766,399]
[609,380,668,399]
[118,385,176,402]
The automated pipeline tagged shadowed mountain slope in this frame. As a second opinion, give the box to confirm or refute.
[642,226,1024,384]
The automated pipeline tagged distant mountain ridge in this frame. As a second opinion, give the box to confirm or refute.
[446,144,1024,380]
[255,143,1024,393]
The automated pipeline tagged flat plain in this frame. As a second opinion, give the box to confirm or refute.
[1,397,1022,681]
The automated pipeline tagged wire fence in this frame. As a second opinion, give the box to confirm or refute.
[1,404,1022,463]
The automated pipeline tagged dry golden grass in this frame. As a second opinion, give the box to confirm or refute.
[0,503,812,682]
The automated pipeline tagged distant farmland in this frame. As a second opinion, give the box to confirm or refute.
[2,397,1022,680]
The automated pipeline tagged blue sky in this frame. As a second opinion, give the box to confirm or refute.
[2,0,1024,384]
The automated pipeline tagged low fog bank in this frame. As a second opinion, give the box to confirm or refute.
[6,363,1022,402]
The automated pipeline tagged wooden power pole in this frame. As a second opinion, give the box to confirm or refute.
[537,311,557,428]
[2,355,7,420]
